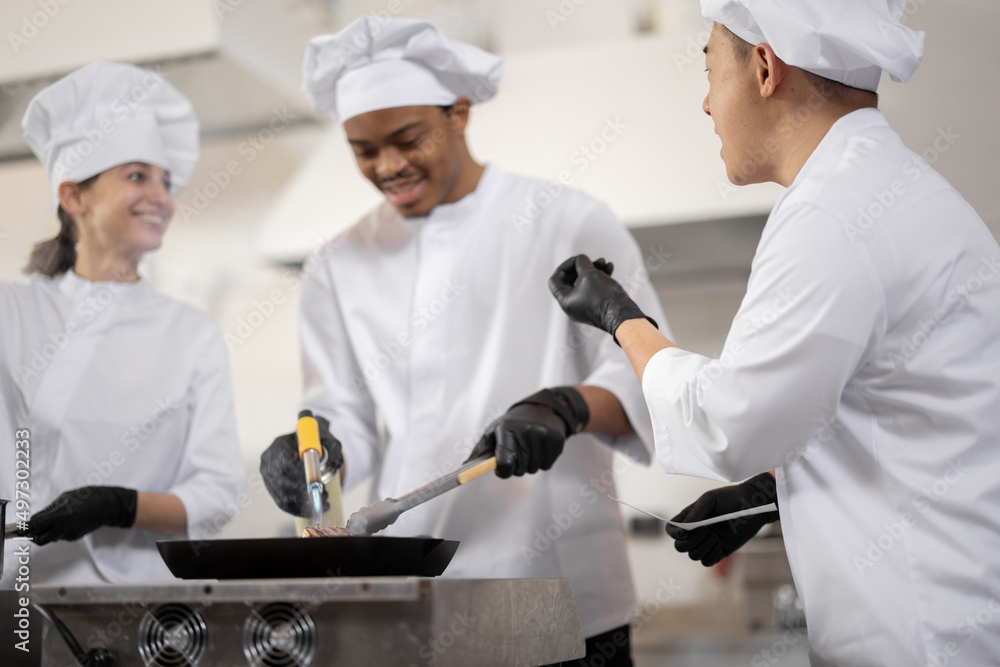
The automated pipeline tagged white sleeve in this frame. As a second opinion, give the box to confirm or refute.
[571,200,671,465]
[168,322,246,539]
[642,204,883,482]
[298,262,379,491]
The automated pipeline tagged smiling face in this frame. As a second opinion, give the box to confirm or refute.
[71,162,175,262]
[702,24,773,186]
[343,103,470,218]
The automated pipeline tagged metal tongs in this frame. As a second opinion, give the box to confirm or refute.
[345,455,497,536]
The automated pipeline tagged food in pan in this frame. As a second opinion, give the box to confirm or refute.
[301,525,354,538]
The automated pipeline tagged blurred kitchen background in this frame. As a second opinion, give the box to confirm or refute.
[1,1,997,664]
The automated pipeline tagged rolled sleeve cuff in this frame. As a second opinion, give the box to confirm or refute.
[171,481,241,542]
[641,347,729,482]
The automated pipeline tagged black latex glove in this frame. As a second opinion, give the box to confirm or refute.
[665,473,779,567]
[28,486,137,546]
[466,387,590,479]
[260,415,343,517]
[549,254,657,345]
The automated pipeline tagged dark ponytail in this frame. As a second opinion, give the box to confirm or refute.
[23,175,97,278]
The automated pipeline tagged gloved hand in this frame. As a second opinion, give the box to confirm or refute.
[260,414,343,517]
[549,254,657,345]
[466,387,590,478]
[665,473,779,567]
[28,486,137,546]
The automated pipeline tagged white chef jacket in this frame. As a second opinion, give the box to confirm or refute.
[0,271,245,586]
[300,164,667,637]
[643,109,1000,665]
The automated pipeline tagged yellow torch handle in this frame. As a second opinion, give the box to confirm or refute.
[297,412,322,459]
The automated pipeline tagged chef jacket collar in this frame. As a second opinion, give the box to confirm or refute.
[58,269,152,303]
[411,162,497,228]
[790,107,888,189]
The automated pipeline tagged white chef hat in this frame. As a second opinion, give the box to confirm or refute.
[303,16,504,122]
[701,0,925,92]
[22,61,199,203]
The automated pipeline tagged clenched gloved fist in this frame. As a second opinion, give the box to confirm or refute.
[260,414,343,517]
[549,254,657,345]
[666,472,779,567]
[28,486,138,546]
[466,387,590,478]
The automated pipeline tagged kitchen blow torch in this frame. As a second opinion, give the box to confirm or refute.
[296,410,325,528]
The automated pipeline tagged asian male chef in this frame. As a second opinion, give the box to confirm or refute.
[259,16,668,666]
[549,0,1000,664]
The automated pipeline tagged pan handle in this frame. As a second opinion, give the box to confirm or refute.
[4,522,28,540]
[456,457,497,485]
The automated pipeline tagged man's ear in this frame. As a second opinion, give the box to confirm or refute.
[754,43,787,98]
[446,97,472,136]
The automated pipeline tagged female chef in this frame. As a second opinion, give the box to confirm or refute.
[550,0,1000,664]
[0,61,245,585]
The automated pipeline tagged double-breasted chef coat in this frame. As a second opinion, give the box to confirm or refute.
[642,109,1000,665]
[1,271,245,585]
[300,164,669,637]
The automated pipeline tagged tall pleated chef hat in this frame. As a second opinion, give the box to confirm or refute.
[22,61,199,203]
[302,15,504,121]
[701,0,925,92]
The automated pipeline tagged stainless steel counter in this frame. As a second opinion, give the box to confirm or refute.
[33,578,584,666]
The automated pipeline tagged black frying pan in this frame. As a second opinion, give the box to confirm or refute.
[156,536,459,579]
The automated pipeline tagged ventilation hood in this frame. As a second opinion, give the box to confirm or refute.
[0,0,328,160]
